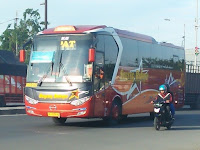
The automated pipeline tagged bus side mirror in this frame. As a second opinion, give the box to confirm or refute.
[19,49,26,63]
[88,48,95,62]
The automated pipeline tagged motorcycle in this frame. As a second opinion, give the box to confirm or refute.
[153,100,174,130]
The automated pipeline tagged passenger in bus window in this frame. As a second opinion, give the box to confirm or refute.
[94,67,104,92]
[99,68,104,79]
[95,67,104,79]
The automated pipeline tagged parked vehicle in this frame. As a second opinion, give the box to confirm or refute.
[185,64,200,109]
[0,50,27,106]
[153,100,174,130]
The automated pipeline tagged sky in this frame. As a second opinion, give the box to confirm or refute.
[0,0,198,50]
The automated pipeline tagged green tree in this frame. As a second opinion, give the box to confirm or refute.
[0,8,46,63]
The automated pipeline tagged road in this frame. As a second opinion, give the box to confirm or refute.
[0,110,200,150]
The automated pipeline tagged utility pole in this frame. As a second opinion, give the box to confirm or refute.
[15,11,19,56]
[45,0,47,29]
[183,24,186,50]
[41,0,47,29]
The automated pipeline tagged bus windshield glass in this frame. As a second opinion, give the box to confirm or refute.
[26,34,93,83]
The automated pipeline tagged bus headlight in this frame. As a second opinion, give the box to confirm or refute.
[70,96,90,106]
[25,95,38,105]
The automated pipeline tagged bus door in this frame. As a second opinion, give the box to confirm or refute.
[93,52,105,117]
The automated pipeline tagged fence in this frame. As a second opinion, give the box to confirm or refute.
[186,64,200,73]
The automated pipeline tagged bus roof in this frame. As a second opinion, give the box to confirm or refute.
[115,28,157,43]
[41,25,107,34]
[115,28,183,49]
[40,25,183,50]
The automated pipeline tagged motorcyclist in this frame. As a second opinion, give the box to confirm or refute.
[155,84,174,119]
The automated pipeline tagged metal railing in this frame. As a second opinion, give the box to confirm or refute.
[186,64,200,73]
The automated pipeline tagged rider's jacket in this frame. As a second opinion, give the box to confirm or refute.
[156,92,172,103]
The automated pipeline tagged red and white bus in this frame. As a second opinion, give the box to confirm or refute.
[20,25,185,124]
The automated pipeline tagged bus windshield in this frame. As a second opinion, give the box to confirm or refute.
[26,34,93,83]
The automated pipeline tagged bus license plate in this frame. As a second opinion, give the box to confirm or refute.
[48,112,60,117]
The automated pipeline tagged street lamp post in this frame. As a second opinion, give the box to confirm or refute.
[164,19,186,47]
[183,24,186,50]
[164,19,186,57]
[195,0,200,72]
[195,0,198,71]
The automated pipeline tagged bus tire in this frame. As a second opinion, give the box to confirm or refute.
[109,100,122,125]
[0,96,5,107]
[52,117,67,125]
[121,114,128,120]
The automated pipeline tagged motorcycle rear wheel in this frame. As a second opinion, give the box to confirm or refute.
[166,123,172,130]
[154,117,160,130]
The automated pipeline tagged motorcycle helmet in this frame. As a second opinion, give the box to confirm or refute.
[159,84,167,92]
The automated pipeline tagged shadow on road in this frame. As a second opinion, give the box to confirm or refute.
[53,110,200,131]
[60,115,153,128]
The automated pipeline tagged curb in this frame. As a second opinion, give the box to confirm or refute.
[0,106,26,115]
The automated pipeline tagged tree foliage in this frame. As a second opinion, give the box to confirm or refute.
[0,9,45,59]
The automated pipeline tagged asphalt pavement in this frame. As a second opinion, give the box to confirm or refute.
[0,105,191,115]
[0,109,199,150]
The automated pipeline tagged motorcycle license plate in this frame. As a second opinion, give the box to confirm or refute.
[154,108,160,113]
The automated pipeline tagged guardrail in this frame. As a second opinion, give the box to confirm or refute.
[186,64,200,73]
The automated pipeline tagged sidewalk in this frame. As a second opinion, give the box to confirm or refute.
[0,106,25,115]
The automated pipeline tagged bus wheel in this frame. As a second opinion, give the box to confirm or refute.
[0,96,5,107]
[121,114,128,120]
[110,100,122,124]
[52,117,67,125]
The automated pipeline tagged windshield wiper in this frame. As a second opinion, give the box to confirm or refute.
[58,51,63,77]
[58,51,72,86]
[37,62,54,86]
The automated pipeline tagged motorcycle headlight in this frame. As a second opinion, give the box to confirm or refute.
[25,95,38,105]
[155,103,162,107]
[154,108,160,113]
[70,96,90,106]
